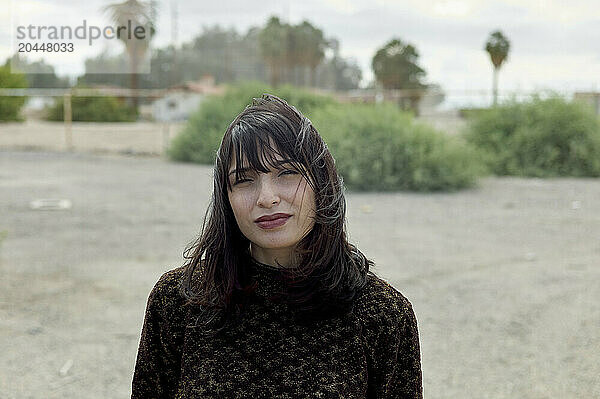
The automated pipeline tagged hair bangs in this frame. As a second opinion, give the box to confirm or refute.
[226,114,310,191]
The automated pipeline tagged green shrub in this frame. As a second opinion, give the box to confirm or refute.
[0,64,28,121]
[167,81,334,163]
[464,96,600,177]
[459,107,489,119]
[169,82,485,191]
[311,103,486,191]
[46,94,137,122]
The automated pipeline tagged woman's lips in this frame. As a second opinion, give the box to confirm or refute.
[255,215,291,229]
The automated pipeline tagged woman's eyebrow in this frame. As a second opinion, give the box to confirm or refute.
[228,159,296,176]
[228,167,250,176]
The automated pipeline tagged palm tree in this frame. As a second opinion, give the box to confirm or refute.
[260,17,328,87]
[259,17,288,87]
[103,0,156,110]
[372,38,427,114]
[301,22,326,87]
[485,30,510,106]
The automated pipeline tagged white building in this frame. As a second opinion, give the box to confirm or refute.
[152,76,224,122]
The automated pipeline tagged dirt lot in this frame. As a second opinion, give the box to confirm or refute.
[1,135,599,398]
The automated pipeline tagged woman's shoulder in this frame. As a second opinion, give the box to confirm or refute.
[151,265,185,292]
[353,271,416,326]
[145,266,188,314]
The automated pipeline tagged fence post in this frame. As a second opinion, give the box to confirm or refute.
[162,122,170,156]
[64,91,73,151]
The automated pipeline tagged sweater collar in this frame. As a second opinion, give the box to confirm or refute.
[247,257,291,299]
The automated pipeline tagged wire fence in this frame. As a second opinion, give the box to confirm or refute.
[0,88,167,151]
[1,87,598,152]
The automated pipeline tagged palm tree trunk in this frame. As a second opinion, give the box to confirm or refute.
[129,55,139,111]
[492,67,499,106]
[268,61,279,86]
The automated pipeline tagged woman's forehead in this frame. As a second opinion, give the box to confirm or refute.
[229,140,286,169]
[228,153,295,172]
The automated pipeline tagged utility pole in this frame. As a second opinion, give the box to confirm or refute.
[171,0,178,47]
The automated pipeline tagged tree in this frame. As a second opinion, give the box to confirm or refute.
[291,21,326,86]
[78,51,130,88]
[485,30,510,106]
[259,17,288,86]
[372,38,427,113]
[192,25,239,83]
[315,54,362,90]
[0,60,28,121]
[103,0,156,110]
[77,17,356,91]
[8,54,70,88]
[259,17,328,87]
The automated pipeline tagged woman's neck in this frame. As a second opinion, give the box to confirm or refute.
[249,244,296,268]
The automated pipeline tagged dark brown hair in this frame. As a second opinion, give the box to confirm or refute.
[180,94,372,332]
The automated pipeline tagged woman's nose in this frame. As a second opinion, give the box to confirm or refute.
[256,176,280,208]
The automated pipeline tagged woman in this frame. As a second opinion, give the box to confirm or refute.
[132,94,422,398]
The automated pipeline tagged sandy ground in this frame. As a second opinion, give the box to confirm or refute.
[0,122,599,398]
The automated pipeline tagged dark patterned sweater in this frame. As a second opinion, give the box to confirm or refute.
[131,260,422,398]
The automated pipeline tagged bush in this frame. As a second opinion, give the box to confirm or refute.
[0,64,28,121]
[167,81,334,163]
[46,94,137,122]
[169,82,485,191]
[458,107,489,119]
[464,96,600,177]
[311,103,486,191]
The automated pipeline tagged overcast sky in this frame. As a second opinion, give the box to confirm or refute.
[2,0,599,104]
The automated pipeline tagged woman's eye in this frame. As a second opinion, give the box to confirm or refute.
[233,178,253,185]
[279,170,298,177]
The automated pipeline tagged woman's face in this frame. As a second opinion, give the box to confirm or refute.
[227,152,316,266]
